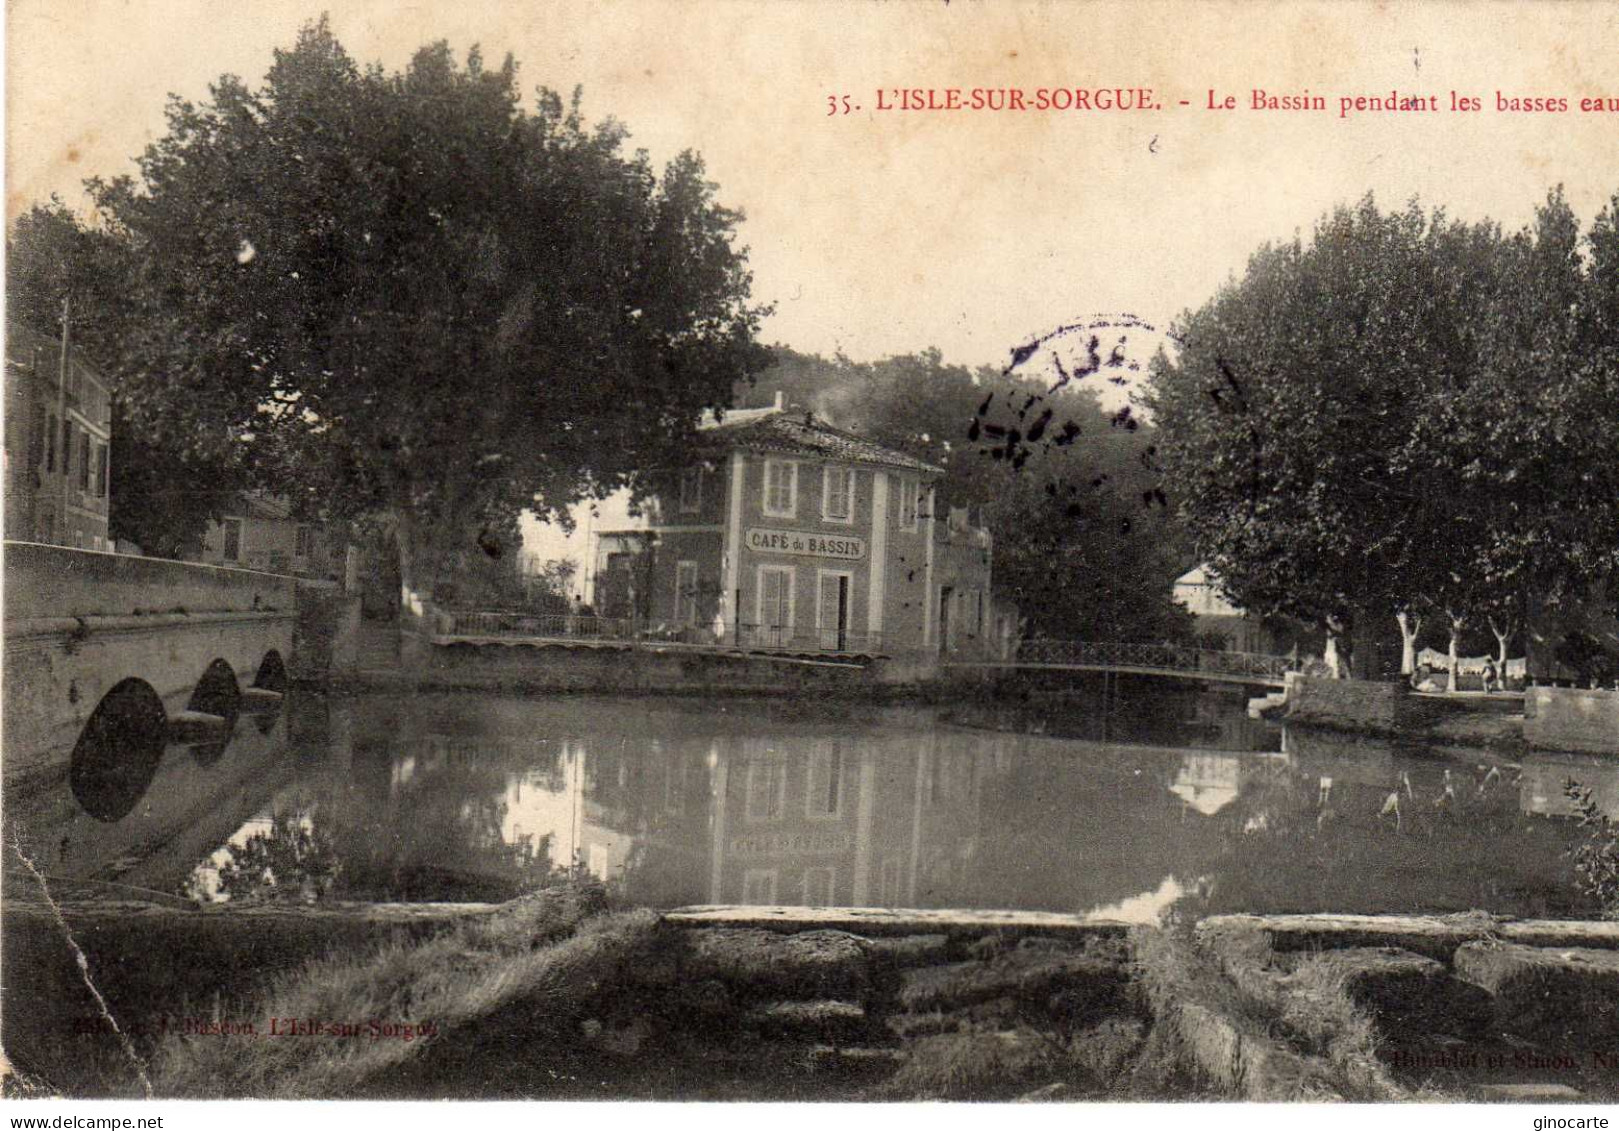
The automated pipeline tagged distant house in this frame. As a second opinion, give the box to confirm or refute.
[189,493,335,579]
[1172,564,1271,652]
[4,320,113,550]
[1171,563,1316,656]
[591,398,999,658]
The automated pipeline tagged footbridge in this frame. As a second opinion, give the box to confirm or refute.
[945,639,1300,687]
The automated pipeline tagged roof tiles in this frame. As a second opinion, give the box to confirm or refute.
[701,410,942,475]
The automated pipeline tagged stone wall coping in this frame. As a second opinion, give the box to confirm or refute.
[1199,912,1619,950]
[4,609,297,639]
[664,904,1133,936]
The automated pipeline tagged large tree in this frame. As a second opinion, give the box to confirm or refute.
[82,18,768,593]
[1146,199,1496,675]
[1149,191,1619,679]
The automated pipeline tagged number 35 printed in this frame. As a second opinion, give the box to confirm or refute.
[826,94,854,115]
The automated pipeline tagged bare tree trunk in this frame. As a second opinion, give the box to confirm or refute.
[1396,607,1422,676]
[1324,613,1352,680]
[1488,615,1513,668]
[1446,610,1465,694]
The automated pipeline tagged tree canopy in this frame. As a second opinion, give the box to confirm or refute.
[1147,191,1619,676]
[56,17,768,588]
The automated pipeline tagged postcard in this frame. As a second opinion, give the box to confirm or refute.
[5,0,1618,1118]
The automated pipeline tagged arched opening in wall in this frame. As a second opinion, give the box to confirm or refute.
[70,679,168,823]
[248,650,288,734]
[254,650,288,693]
[185,659,241,767]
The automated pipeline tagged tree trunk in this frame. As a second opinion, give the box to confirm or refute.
[1446,610,1465,694]
[1395,608,1422,676]
[1489,616,1513,668]
[1324,613,1352,680]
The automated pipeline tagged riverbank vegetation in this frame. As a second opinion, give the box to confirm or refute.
[1147,191,1619,682]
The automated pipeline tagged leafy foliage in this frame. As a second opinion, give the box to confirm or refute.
[205,812,341,904]
[51,17,767,590]
[1147,192,1619,672]
[1564,779,1619,920]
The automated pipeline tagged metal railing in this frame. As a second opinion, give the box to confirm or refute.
[1009,638,1299,679]
[439,610,884,655]
[445,610,644,640]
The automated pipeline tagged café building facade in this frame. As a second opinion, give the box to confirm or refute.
[593,403,1001,659]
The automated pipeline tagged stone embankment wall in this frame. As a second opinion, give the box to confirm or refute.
[1282,672,1409,731]
[414,639,876,696]
[290,584,361,679]
[1525,687,1619,755]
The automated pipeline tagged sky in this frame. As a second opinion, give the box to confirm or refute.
[8,0,1618,576]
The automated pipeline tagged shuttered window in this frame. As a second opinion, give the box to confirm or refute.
[822,466,853,522]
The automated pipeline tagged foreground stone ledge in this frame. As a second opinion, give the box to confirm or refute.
[679,927,872,1000]
[1198,912,1619,960]
[665,904,1132,938]
[4,896,505,926]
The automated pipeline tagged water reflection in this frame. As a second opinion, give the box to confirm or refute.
[12,686,1619,921]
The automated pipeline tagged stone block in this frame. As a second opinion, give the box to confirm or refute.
[1455,941,1619,1043]
[1285,673,1409,732]
[742,1000,871,1043]
[679,927,870,1000]
[866,933,952,970]
[897,949,1126,1014]
[1288,946,1493,1037]
[1525,688,1619,755]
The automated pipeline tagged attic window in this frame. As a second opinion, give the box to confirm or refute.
[897,477,919,531]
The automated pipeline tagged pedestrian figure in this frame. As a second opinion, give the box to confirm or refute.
[1482,657,1498,694]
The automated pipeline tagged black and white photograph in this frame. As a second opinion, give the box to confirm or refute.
[3,0,1618,1116]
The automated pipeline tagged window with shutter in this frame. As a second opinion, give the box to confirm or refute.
[757,565,793,639]
[763,459,796,517]
[822,465,853,522]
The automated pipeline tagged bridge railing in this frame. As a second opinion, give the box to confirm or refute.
[1012,638,1298,679]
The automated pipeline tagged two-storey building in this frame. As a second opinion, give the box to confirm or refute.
[593,402,996,658]
[4,321,113,550]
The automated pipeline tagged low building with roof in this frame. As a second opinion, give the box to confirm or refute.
[591,396,997,660]
[187,492,337,580]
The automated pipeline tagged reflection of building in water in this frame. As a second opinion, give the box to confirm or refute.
[145,694,1619,921]
[316,719,1272,918]
[1170,752,1242,816]
[697,730,1026,911]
